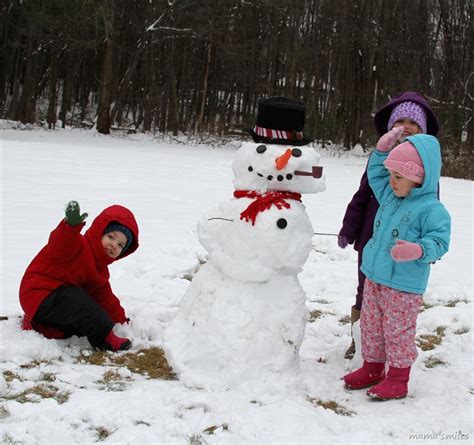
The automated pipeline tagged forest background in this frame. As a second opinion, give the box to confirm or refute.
[1,0,472,178]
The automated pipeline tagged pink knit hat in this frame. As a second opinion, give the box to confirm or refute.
[384,141,425,184]
[387,101,427,134]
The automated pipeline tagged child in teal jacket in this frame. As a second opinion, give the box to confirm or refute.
[342,127,451,400]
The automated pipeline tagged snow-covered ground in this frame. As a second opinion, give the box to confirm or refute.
[1,127,473,444]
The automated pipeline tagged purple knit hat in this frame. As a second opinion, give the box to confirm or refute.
[384,141,425,184]
[387,101,427,134]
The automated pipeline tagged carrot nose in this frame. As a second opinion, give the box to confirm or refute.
[275,148,292,170]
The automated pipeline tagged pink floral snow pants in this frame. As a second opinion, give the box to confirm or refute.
[361,279,423,368]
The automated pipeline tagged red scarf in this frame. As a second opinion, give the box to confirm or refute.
[234,190,302,225]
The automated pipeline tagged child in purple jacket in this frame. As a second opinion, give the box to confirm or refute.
[337,91,440,359]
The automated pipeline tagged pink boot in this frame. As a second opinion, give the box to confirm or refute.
[342,361,385,389]
[100,330,132,352]
[367,366,410,400]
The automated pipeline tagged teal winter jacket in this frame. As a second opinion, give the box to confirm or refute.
[361,134,451,294]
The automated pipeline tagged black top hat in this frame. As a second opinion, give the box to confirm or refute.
[244,96,313,146]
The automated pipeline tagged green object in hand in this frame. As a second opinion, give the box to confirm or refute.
[65,200,88,225]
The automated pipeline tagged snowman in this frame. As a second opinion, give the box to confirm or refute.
[163,97,326,389]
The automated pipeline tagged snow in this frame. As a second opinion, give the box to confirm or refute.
[1,126,473,444]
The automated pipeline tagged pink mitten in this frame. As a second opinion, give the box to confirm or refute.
[390,239,423,262]
[376,126,405,152]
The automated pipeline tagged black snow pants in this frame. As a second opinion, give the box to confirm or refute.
[34,286,114,347]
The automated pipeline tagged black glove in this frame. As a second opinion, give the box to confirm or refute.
[65,200,88,226]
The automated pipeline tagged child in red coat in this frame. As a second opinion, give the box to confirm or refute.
[20,201,139,351]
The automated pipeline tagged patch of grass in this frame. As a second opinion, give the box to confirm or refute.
[40,372,56,382]
[54,390,71,404]
[3,370,23,382]
[308,310,322,322]
[444,299,467,307]
[26,384,62,402]
[19,359,53,369]
[113,348,177,380]
[95,426,112,441]
[9,383,70,404]
[203,423,229,435]
[2,434,19,444]
[250,399,263,406]
[420,301,434,311]
[182,403,211,412]
[77,347,177,380]
[0,404,9,419]
[189,434,207,445]
[98,369,123,383]
[454,327,469,335]
[76,350,109,366]
[338,315,351,325]
[421,299,467,312]
[308,397,354,416]
[424,357,447,368]
[96,369,127,392]
[314,299,330,304]
[416,327,446,351]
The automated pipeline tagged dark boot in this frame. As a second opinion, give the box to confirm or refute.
[367,366,410,400]
[344,306,360,359]
[342,361,385,390]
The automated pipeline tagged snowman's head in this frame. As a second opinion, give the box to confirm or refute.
[198,199,314,282]
[232,142,326,194]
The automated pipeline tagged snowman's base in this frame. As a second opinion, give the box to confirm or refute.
[163,261,308,390]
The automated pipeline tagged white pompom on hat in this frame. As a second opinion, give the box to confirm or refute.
[383,141,425,184]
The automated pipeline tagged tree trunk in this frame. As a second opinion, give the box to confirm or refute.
[47,49,58,129]
[59,52,73,128]
[96,1,115,134]
[15,35,36,123]
[197,42,212,132]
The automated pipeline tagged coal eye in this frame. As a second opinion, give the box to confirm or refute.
[276,218,287,229]
[292,148,302,157]
[256,144,267,154]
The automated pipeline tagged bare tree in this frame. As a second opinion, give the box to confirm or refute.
[1,0,472,177]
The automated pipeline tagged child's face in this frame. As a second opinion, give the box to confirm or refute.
[101,231,128,258]
[393,119,422,141]
[389,170,420,197]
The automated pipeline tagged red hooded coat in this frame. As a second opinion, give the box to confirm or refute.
[20,205,139,338]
